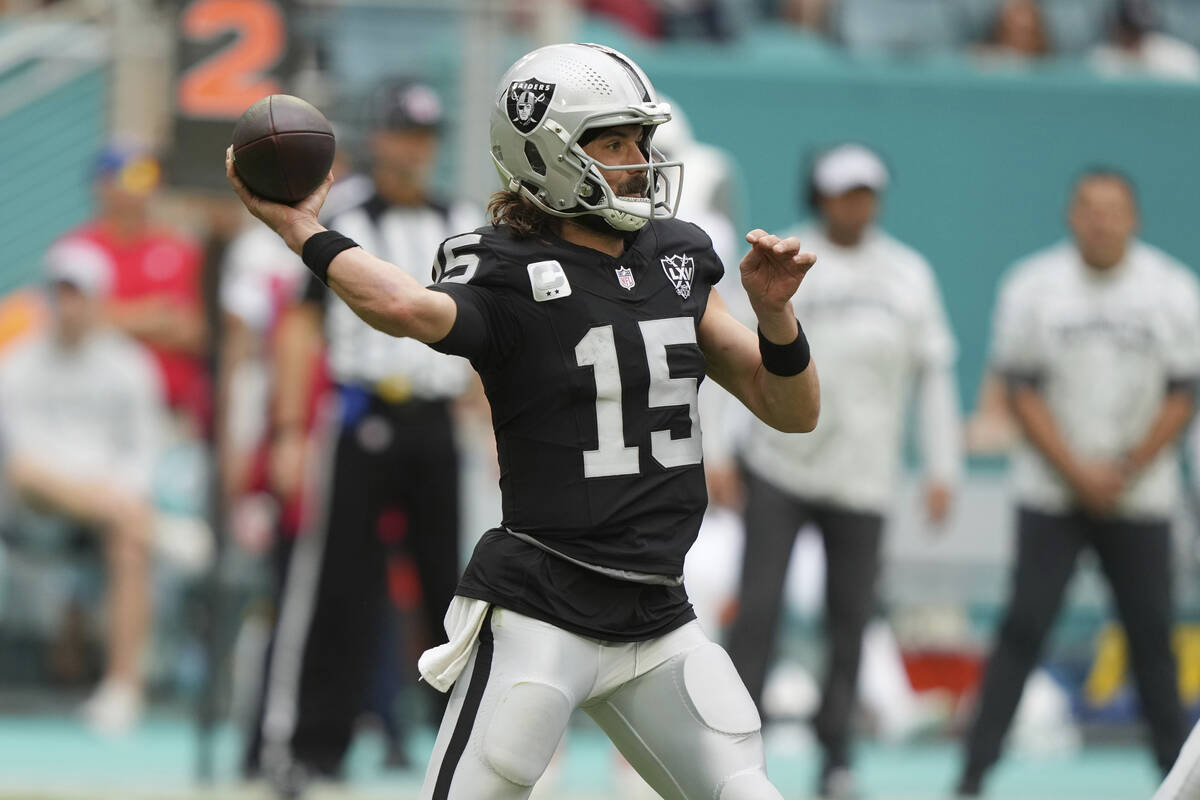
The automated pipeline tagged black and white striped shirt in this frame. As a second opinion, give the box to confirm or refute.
[305,194,482,399]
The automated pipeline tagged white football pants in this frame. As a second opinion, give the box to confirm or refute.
[1154,717,1200,800]
[419,607,783,800]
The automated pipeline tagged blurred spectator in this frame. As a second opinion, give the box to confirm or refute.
[1091,0,1200,81]
[834,0,966,54]
[0,239,165,734]
[586,0,663,38]
[652,97,742,272]
[659,0,736,41]
[585,0,734,40]
[779,0,833,32]
[245,81,482,789]
[974,0,1052,62]
[60,144,207,429]
[722,143,963,800]
[957,169,1196,796]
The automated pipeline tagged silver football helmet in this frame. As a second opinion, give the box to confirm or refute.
[489,43,683,232]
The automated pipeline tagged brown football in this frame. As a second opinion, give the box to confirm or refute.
[231,94,335,204]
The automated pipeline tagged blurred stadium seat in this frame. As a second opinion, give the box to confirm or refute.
[832,0,968,53]
[1040,0,1113,54]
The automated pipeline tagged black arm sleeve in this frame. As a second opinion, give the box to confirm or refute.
[427,282,519,368]
[1167,376,1199,395]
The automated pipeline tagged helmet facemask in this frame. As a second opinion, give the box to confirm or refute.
[565,122,683,231]
[492,115,684,233]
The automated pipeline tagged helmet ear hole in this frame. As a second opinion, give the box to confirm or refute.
[524,141,547,176]
[580,178,603,200]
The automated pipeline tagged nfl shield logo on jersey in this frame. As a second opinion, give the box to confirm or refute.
[661,254,694,299]
[615,265,636,290]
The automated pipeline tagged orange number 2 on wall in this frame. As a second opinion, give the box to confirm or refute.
[178,0,285,119]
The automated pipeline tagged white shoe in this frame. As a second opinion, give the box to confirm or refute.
[152,512,214,576]
[81,680,143,736]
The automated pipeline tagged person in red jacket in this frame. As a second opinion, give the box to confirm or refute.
[60,144,207,428]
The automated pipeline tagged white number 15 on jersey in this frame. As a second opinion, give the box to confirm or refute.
[574,317,703,478]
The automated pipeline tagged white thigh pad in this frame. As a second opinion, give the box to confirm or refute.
[483,681,572,786]
[682,643,761,736]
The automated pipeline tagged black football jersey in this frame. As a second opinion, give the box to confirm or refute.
[429,218,724,639]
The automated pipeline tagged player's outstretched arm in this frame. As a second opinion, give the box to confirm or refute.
[224,148,457,343]
[699,230,819,433]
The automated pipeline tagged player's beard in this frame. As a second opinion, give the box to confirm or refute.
[573,170,653,236]
[617,172,650,200]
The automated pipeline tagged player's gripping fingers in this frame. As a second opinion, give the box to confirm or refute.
[225,146,273,218]
[225,146,252,199]
[772,236,803,255]
[792,250,817,270]
[745,228,769,245]
[293,170,336,219]
[753,233,781,254]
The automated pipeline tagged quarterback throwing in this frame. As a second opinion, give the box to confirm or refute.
[227,42,819,800]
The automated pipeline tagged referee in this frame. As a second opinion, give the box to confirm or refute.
[247,81,482,785]
[957,169,1197,796]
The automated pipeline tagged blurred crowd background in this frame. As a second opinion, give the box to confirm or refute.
[3,0,1200,798]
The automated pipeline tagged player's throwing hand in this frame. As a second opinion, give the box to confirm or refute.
[739,230,817,313]
[225,146,333,252]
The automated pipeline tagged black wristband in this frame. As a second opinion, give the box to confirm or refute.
[758,320,811,377]
[301,230,359,284]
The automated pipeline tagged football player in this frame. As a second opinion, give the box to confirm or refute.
[227,42,819,800]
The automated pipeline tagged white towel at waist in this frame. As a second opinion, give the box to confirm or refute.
[418,595,492,692]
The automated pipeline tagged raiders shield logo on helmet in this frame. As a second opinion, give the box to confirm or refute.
[507,79,556,134]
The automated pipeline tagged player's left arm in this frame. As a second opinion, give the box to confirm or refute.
[1121,389,1195,478]
[699,230,819,434]
[1125,271,1200,478]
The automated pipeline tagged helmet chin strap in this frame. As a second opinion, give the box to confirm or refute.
[573,209,642,237]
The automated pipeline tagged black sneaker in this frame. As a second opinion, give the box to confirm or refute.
[383,741,413,770]
[955,773,982,797]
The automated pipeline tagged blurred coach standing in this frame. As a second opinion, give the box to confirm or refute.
[723,143,963,799]
[248,81,481,785]
[957,169,1196,797]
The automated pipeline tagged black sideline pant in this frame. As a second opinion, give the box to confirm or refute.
[245,392,461,778]
[725,468,883,770]
[961,507,1185,789]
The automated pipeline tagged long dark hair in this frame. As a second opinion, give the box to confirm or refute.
[487,189,558,239]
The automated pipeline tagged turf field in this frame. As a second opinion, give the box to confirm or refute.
[0,712,1164,799]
